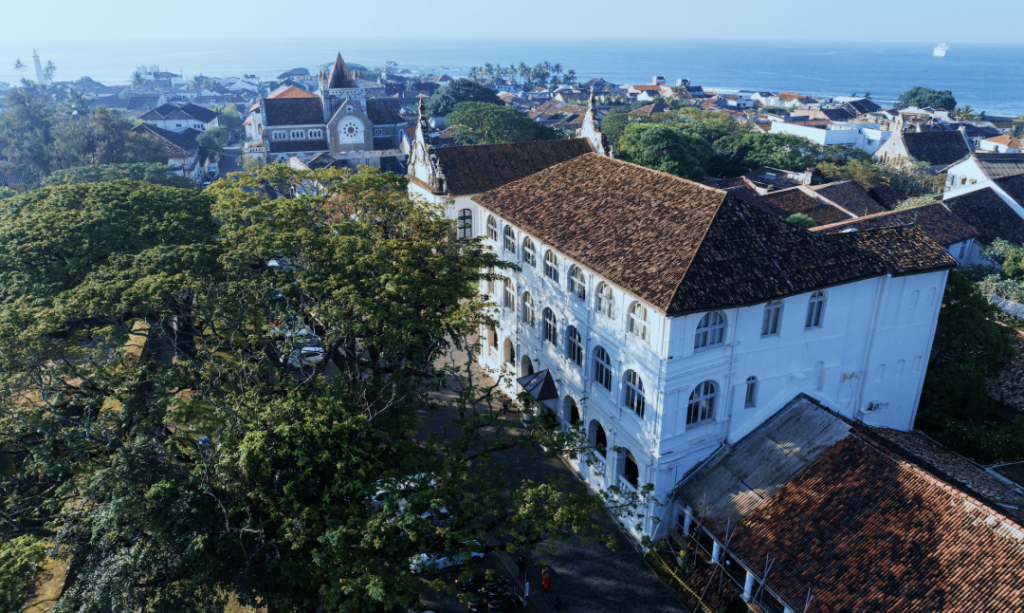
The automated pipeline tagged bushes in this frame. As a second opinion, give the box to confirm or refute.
[929,417,1024,465]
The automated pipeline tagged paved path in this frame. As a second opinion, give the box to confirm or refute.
[220,144,244,176]
[420,347,684,613]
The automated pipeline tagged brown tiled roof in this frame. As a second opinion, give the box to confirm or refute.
[474,154,894,315]
[130,123,198,157]
[429,138,593,196]
[723,433,1024,613]
[753,185,856,225]
[267,85,318,99]
[810,180,887,216]
[868,184,907,209]
[824,225,958,276]
[966,152,1024,179]
[985,135,1023,149]
[944,187,1024,245]
[902,130,972,166]
[263,97,324,127]
[812,202,980,247]
[629,103,670,116]
[994,174,1024,205]
[327,53,357,89]
[742,167,802,190]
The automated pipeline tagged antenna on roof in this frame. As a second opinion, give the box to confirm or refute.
[804,588,814,613]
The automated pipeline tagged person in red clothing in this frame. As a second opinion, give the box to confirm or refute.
[541,566,552,593]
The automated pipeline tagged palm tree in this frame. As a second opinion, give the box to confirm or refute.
[483,63,494,78]
[564,69,576,86]
[955,105,976,121]
[1009,124,1024,140]
[14,58,26,79]
[130,70,146,89]
[507,65,518,83]
[43,61,56,84]
[69,90,90,115]
[552,63,562,79]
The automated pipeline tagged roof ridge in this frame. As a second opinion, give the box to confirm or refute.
[660,190,734,311]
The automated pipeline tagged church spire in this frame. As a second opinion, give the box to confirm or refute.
[327,52,356,89]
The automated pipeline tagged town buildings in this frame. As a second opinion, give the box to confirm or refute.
[130,123,207,184]
[138,102,220,133]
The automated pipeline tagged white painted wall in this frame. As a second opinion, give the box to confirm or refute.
[458,198,948,539]
[770,122,891,154]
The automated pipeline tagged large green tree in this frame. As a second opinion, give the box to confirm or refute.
[424,79,503,116]
[447,102,561,145]
[41,163,197,189]
[897,86,957,111]
[0,167,634,613]
[615,123,712,180]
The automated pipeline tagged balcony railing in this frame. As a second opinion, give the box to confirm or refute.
[618,476,638,495]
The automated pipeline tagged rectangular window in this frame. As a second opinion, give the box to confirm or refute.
[762,302,782,336]
[958,242,967,259]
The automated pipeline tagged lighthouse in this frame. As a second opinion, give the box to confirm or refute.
[32,50,45,84]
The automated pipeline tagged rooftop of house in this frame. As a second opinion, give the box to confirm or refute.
[901,130,972,166]
[812,202,979,247]
[130,123,199,157]
[993,174,1024,205]
[263,97,324,127]
[629,102,671,116]
[983,134,1023,148]
[366,99,406,125]
[868,184,908,209]
[422,138,594,196]
[267,85,319,100]
[954,152,1024,180]
[742,185,856,226]
[943,186,1024,245]
[677,397,1024,613]
[810,180,888,217]
[138,102,219,123]
[473,154,954,315]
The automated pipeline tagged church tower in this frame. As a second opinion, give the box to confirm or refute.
[32,50,45,84]
[319,53,365,122]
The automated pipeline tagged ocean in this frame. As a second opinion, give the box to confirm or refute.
[2,37,1023,117]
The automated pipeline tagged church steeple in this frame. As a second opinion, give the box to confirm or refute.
[327,53,356,89]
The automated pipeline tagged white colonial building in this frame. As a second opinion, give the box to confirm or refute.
[458,154,956,540]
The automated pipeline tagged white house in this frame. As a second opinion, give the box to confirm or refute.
[979,135,1023,153]
[770,121,891,155]
[138,102,220,133]
[130,123,205,184]
[462,154,956,540]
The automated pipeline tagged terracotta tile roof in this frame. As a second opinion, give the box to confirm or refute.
[811,180,887,216]
[679,398,1024,613]
[985,135,1023,149]
[743,167,802,190]
[327,53,357,89]
[263,97,324,127]
[868,184,907,209]
[824,225,958,276]
[428,138,593,196]
[249,101,260,112]
[988,331,1024,415]
[267,85,318,99]
[749,185,856,225]
[812,202,979,247]
[474,155,896,315]
[902,130,972,166]
[994,174,1024,205]
[944,187,1024,245]
[629,85,666,91]
[629,102,670,116]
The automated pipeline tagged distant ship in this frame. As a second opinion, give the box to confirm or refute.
[934,43,950,57]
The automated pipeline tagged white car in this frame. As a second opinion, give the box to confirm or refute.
[409,546,483,574]
[285,346,324,367]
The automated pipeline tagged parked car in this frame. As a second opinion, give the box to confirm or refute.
[284,346,324,367]
[409,545,483,574]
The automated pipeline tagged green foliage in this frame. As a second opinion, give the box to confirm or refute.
[0,86,167,187]
[897,86,957,111]
[928,417,1024,464]
[198,125,231,159]
[616,123,712,180]
[758,106,791,115]
[1001,244,1024,281]
[41,163,197,189]
[0,536,49,613]
[917,272,1018,429]
[785,213,817,229]
[884,159,944,197]
[711,132,867,176]
[894,195,939,210]
[424,79,503,116]
[447,102,561,145]
[212,104,243,133]
[817,159,886,189]
[0,187,15,200]
[0,166,628,612]
[242,156,266,172]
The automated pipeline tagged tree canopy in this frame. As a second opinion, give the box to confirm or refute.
[447,102,561,145]
[897,86,957,111]
[615,123,712,181]
[424,79,503,116]
[41,163,198,189]
[0,166,637,612]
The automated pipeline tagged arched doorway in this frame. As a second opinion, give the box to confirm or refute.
[588,420,607,458]
[521,355,534,377]
[623,450,639,488]
[562,397,580,426]
[504,339,515,366]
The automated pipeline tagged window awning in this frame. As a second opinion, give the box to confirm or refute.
[516,369,559,402]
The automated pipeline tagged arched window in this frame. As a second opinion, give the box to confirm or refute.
[568,266,586,300]
[522,238,536,267]
[543,307,557,345]
[504,338,515,366]
[457,209,472,240]
[487,215,498,241]
[308,128,324,139]
[522,292,535,327]
[592,421,607,458]
[623,450,639,488]
[625,371,645,419]
[744,376,758,408]
[805,291,826,329]
[628,303,650,342]
[503,226,516,253]
[522,356,535,376]
[290,129,305,140]
[544,250,559,282]
[570,401,580,425]
[566,326,583,366]
[593,346,612,391]
[694,311,726,350]
[596,283,614,318]
[503,280,515,311]
[488,327,498,349]
[761,300,783,337]
[272,130,286,140]
[686,381,717,426]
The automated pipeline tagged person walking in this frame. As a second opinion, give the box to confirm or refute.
[541,566,552,593]
[553,597,564,612]
[516,556,527,581]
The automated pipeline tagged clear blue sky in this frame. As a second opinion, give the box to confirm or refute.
[7,0,1024,43]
